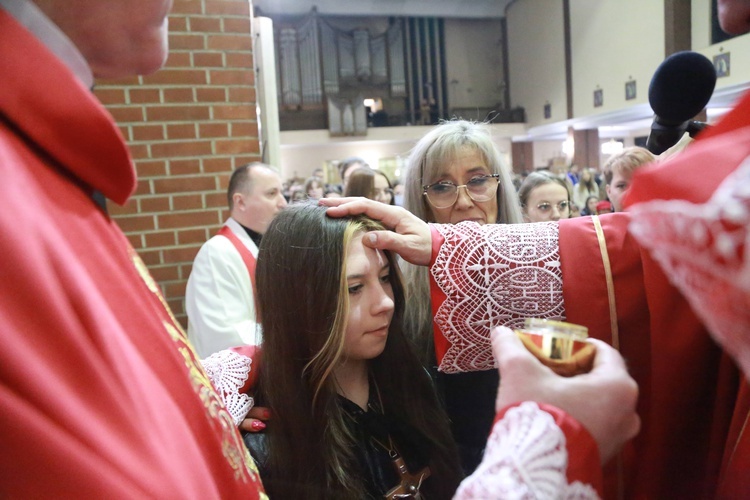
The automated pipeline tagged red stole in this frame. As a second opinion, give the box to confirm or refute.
[217,225,257,292]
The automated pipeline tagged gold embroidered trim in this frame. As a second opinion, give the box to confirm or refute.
[128,246,264,490]
[592,215,619,350]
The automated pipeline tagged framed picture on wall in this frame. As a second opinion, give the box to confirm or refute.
[594,89,603,108]
[625,80,636,100]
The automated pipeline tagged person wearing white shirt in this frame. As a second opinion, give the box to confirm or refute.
[186,162,286,357]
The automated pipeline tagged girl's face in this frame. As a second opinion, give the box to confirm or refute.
[373,174,393,204]
[587,197,599,213]
[307,182,323,199]
[581,169,592,182]
[342,233,395,362]
[524,183,570,222]
[423,148,498,225]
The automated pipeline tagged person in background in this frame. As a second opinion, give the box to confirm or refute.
[186,163,286,357]
[250,203,462,499]
[312,167,325,182]
[0,0,265,496]
[392,180,405,206]
[518,170,572,222]
[372,169,395,205]
[580,195,600,216]
[345,167,376,198]
[338,156,370,190]
[573,168,600,210]
[595,200,614,214]
[401,119,523,473]
[345,168,395,205]
[566,164,580,185]
[324,187,343,198]
[304,176,324,200]
[569,202,581,217]
[603,146,655,212]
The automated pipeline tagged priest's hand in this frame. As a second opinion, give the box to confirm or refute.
[320,197,432,266]
[492,326,640,463]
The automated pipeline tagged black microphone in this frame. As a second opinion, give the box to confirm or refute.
[646,51,716,155]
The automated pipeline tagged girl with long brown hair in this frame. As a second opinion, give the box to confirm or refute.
[252,202,461,499]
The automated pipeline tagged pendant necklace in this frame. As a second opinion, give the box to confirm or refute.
[369,380,431,499]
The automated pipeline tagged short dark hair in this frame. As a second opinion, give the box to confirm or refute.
[227,162,265,210]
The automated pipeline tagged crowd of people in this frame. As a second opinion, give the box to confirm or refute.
[277,146,650,228]
[3,0,750,497]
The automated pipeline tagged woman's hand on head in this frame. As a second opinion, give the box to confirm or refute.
[320,197,432,266]
[491,326,640,463]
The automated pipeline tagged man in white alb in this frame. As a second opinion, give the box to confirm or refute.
[186,162,286,357]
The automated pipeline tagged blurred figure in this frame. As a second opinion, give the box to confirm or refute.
[392,180,405,206]
[569,201,581,217]
[580,195,600,216]
[372,169,395,205]
[573,168,600,210]
[290,188,307,203]
[344,168,395,205]
[595,200,614,214]
[603,146,655,211]
[338,156,370,190]
[518,170,572,222]
[324,187,342,198]
[304,176,324,200]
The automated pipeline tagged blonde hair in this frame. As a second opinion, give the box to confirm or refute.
[603,146,655,185]
[402,120,523,360]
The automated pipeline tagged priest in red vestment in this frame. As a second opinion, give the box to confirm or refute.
[322,78,750,497]
[0,1,265,497]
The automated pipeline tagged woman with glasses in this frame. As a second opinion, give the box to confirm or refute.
[400,119,523,473]
[518,170,572,222]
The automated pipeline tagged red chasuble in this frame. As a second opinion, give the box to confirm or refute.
[428,90,750,498]
[0,11,265,498]
[626,90,750,499]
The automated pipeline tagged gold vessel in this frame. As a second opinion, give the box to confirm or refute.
[515,318,596,377]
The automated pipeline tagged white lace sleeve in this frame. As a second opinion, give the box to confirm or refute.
[454,402,599,500]
[629,155,750,369]
[432,222,566,373]
[200,350,255,426]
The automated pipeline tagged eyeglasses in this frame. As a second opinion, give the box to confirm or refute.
[535,201,570,213]
[422,174,501,209]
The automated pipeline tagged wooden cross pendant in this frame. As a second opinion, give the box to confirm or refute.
[384,454,431,499]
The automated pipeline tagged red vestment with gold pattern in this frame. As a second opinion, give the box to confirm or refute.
[429,90,750,498]
[0,11,265,498]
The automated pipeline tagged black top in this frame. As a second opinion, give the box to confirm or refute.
[243,392,434,499]
[340,395,432,498]
[238,222,262,248]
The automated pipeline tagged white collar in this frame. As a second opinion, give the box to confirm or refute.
[0,0,94,88]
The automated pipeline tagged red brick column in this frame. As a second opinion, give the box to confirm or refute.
[94,0,260,327]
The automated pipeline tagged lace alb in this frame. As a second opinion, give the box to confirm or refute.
[432,222,566,373]
[629,155,750,360]
[454,402,598,499]
[201,350,255,426]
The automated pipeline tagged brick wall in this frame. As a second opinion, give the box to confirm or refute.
[95,0,260,328]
